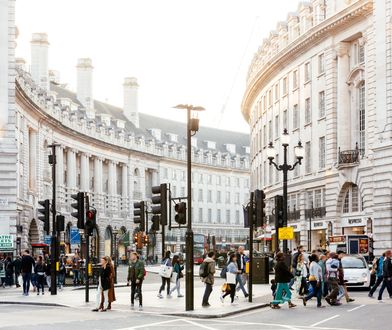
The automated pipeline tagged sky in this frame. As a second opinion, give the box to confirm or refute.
[15,0,296,133]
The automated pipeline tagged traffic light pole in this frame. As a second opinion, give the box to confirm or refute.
[248,192,254,303]
[85,195,90,302]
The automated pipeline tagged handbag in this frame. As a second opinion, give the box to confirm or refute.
[226,272,236,284]
[309,275,317,281]
[159,259,173,278]
[220,266,227,279]
[221,283,230,292]
[179,272,184,278]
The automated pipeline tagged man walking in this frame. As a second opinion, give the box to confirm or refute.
[13,255,22,288]
[289,246,304,289]
[21,250,35,296]
[337,251,354,303]
[127,252,145,311]
[236,246,249,298]
[201,251,216,307]
[72,252,81,286]
[378,250,392,302]
[369,253,388,298]
[325,252,340,306]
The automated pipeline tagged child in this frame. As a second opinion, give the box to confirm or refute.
[270,279,277,298]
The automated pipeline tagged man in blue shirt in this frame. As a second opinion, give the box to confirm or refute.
[369,253,388,298]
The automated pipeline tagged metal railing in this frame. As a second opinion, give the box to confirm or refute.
[338,143,363,165]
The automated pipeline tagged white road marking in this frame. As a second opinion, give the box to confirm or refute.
[117,318,182,329]
[185,319,218,330]
[311,314,340,327]
[347,304,365,313]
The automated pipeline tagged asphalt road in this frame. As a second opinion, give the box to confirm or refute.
[0,291,389,330]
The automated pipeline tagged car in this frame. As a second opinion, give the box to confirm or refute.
[341,254,371,290]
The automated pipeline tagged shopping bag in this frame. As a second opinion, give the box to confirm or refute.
[221,283,230,293]
[226,272,236,284]
[159,260,173,278]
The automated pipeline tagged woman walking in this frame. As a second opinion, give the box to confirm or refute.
[296,254,308,296]
[169,255,184,297]
[34,256,46,295]
[157,251,172,298]
[271,252,296,309]
[92,256,112,312]
[58,256,66,291]
[220,254,239,305]
[302,254,324,308]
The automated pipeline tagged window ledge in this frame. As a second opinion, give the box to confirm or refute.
[292,87,299,92]
[318,116,326,122]
[304,80,311,86]
[317,72,325,78]
[304,122,312,128]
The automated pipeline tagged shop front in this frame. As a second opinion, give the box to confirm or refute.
[307,220,327,250]
[341,217,366,235]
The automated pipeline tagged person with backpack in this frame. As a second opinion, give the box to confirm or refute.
[378,250,392,302]
[13,255,22,288]
[369,253,388,298]
[201,251,216,307]
[302,254,324,308]
[127,252,145,311]
[325,252,341,306]
[169,255,184,298]
[220,254,240,304]
[5,256,14,287]
[157,251,172,299]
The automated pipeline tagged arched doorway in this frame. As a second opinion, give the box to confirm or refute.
[64,222,73,254]
[117,226,127,264]
[28,219,39,249]
[104,226,113,257]
[90,225,100,263]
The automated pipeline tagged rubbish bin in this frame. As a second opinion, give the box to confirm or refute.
[252,256,269,284]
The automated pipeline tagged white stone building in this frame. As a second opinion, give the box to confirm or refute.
[0,0,250,258]
[242,0,392,255]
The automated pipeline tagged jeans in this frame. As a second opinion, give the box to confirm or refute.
[305,281,322,306]
[236,274,248,296]
[378,278,392,300]
[298,277,308,295]
[370,276,384,296]
[5,272,13,286]
[159,276,170,295]
[272,282,292,305]
[170,277,182,296]
[46,275,51,289]
[73,270,80,285]
[31,273,37,288]
[22,272,32,294]
[202,283,213,305]
[96,285,109,309]
[222,283,236,303]
[58,273,65,288]
[326,278,339,302]
[131,280,143,306]
[37,275,45,293]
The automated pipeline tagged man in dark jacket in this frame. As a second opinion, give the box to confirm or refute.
[13,256,22,288]
[271,252,296,309]
[127,252,145,311]
[201,251,216,307]
[378,250,392,301]
[235,246,249,298]
[21,250,35,296]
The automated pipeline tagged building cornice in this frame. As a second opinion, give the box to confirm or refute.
[241,0,373,122]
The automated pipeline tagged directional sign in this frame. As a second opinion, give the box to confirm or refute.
[278,227,294,240]
[44,235,52,245]
[70,226,81,245]
[0,235,13,250]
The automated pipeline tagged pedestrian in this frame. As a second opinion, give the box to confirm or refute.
[302,254,324,308]
[201,251,216,307]
[289,246,304,289]
[92,256,112,312]
[58,256,66,290]
[157,250,172,299]
[270,279,277,298]
[318,254,328,297]
[106,256,116,310]
[325,252,340,306]
[45,256,51,291]
[13,255,22,288]
[72,252,81,286]
[5,256,14,287]
[31,256,38,292]
[0,256,5,288]
[369,253,389,298]
[21,250,35,296]
[337,251,355,303]
[169,255,184,297]
[127,252,145,311]
[295,253,308,296]
[220,254,240,304]
[271,252,296,309]
[378,250,392,302]
[34,256,46,295]
[235,246,249,298]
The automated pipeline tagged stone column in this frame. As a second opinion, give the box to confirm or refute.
[336,42,351,151]
[108,161,117,196]
[66,149,77,189]
[80,153,90,191]
[152,170,158,187]
[121,164,128,198]
[28,129,37,191]
[56,145,64,185]
[94,157,103,194]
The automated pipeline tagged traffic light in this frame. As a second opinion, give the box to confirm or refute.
[150,215,160,232]
[38,199,50,235]
[143,234,149,245]
[275,195,284,229]
[255,189,266,227]
[151,183,168,225]
[56,215,65,232]
[174,202,186,225]
[133,201,145,232]
[71,192,85,229]
[133,232,138,243]
[85,208,96,236]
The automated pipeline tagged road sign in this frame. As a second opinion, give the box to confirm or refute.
[44,235,52,245]
[70,227,81,245]
[278,227,294,240]
[0,235,13,250]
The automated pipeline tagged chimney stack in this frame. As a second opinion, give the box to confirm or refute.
[123,77,139,128]
[30,33,49,91]
[76,58,94,117]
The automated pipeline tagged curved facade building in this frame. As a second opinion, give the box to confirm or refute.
[0,0,250,258]
[242,0,392,254]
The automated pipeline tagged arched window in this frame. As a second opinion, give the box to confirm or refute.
[342,184,360,214]
[358,83,366,154]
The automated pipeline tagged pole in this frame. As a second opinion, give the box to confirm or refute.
[282,145,288,254]
[161,223,165,259]
[50,144,57,295]
[114,233,118,284]
[85,232,89,302]
[248,192,254,303]
[185,107,194,311]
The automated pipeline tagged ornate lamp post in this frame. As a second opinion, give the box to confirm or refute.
[173,104,205,311]
[112,227,119,284]
[267,129,304,253]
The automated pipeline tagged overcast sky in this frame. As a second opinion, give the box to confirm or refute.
[15,0,296,133]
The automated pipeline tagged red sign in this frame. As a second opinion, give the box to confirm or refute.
[359,239,369,254]
[329,236,345,243]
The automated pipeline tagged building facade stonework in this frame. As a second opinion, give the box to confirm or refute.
[242,0,392,254]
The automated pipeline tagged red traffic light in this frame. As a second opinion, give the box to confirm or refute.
[86,209,95,220]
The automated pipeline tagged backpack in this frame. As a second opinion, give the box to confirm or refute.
[220,265,227,279]
[199,261,209,278]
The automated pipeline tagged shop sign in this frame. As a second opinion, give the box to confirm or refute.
[341,217,366,227]
[312,221,326,229]
[278,227,294,240]
[0,234,13,250]
[359,238,369,254]
[329,235,345,243]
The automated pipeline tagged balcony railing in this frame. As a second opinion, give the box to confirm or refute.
[288,210,301,221]
[338,143,363,166]
[305,206,326,219]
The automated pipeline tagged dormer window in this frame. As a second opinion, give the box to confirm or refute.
[167,133,178,143]
[191,137,198,148]
[116,119,125,129]
[149,128,162,141]
[205,140,216,150]
[244,146,250,154]
[99,114,111,126]
[226,144,236,154]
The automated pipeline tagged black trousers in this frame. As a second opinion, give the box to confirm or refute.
[222,283,236,303]
[159,276,170,295]
[131,280,143,306]
[202,283,213,305]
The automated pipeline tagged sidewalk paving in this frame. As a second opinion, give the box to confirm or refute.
[0,278,272,318]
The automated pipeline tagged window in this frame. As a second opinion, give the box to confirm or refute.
[304,62,311,82]
[315,189,322,208]
[342,184,360,213]
[268,120,272,141]
[208,174,212,184]
[359,84,366,154]
[199,173,203,183]
[235,210,240,224]
[319,91,325,118]
[208,209,212,223]
[275,154,280,183]
[282,77,288,95]
[217,209,221,223]
[305,98,311,124]
[293,70,298,89]
[358,44,365,64]
[283,110,288,131]
[269,164,273,184]
[275,115,279,139]
[343,192,350,213]
[235,192,240,204]
[352,185,359,212]
[225,192,231,203]
[217,176,221,185]
[207,190,212,202]
[319,136,326,169]
[181,187,185,196]
[235,178,240,187]
[226,177,231,186]
[217,191,221,203]
[307,191,313,208]
[172,170,177,180]
[293,104,299,129]
[245,179,249,188]
[263,125,267,147]
[318,53,325,74]
[226,210,231,223]
[199,208,203,222]
[198,189,203,202]
[181,171,185,180]
[268,90,272,106]
[305,141,311,173]
[163,168,168,179]
[274,83,279,101]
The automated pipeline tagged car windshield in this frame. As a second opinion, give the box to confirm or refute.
[342,256,366,269]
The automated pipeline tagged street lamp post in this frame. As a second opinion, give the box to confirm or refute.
[267,129,304,253]
[112,227,119,284]
[174,104,205,312]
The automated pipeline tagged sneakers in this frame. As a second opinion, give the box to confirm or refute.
[302,297,307,306]
[244,293,249,298]
[347,298,355,303]
[202,303,211,308]
[130,304,134,310]
[220,295,224,303]
[37,292,40,296]
[157,293,163,299]
[368,293,373,298]
[167,294,172,299]
[138,305,143,311]
[177,294,184,298]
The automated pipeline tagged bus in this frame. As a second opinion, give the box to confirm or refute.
[194,233,207,264]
